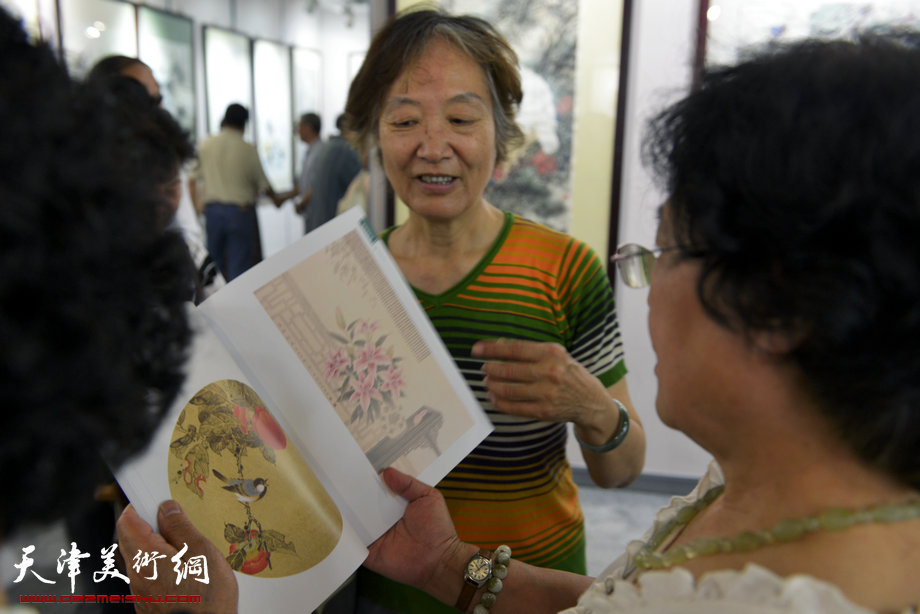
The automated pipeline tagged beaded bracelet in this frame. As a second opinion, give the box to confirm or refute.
[472,545,511,614]
[573,399,630,453]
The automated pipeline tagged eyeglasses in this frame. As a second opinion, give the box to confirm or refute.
[610,243,684,289]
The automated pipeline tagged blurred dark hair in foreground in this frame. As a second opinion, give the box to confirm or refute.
[0,7,192,536]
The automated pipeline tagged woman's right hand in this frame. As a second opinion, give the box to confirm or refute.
[367,468,595,614]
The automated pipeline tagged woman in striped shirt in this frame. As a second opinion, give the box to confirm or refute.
[344,8,646,613]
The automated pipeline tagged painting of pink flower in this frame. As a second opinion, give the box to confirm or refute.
[331,310,406,423]
[354,344,389,374]
[357,319,379,338]
[349,370,382,414]
[324,347,350,382]
[380,364,406,398]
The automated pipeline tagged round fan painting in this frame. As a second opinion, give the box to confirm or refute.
[167,379,342,577]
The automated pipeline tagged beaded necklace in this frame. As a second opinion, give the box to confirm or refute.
[633,484,920,571]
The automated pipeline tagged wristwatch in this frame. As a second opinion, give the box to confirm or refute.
[455,549,492,612]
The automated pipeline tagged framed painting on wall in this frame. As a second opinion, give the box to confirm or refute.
[203,25,253,140]
[699,0,920,68]
[59,0,136,79]
[253,38,294,191]
[348,50,366,84]
[138,6,196,135]
[438,0,579,233]
[254,38,300,257]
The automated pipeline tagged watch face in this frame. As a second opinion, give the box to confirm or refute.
[467,555,491,582]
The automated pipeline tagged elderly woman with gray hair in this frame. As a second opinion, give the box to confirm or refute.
[343,7,646,613]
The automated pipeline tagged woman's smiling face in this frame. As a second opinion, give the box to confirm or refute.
[378,38,497,222]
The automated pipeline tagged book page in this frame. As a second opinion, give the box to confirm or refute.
[115,310,369,613]
[197,207,492,543]
[254,228,473,474]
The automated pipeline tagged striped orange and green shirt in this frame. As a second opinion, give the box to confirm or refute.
[357,212,627,612]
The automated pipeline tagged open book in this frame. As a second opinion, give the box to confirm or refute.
[115,207,493,612]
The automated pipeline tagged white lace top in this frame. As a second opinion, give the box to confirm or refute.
[561,462,916,614]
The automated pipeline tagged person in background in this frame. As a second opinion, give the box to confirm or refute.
[0,7,235,612]
[92,76,197,268]
[305,113,361,233]
[278,111,325,232]
[188,103,283,281]
[336,149,371,217]
[344,8,645,613]
[361,32,920,613]
[86,54,225,302]
[87,54,162,103]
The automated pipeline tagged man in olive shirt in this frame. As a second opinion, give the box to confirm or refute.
[188,103,281,281]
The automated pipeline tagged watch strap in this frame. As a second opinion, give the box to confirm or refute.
[455,581,478,613]
[455,548,491,612]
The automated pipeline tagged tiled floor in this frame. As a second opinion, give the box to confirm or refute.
[578,484,674,576]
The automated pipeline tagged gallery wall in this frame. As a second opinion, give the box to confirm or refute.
[2,0,372,255]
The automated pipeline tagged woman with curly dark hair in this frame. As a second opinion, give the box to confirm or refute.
[0,8,235,611]
[0,9,182,538]
[360,33,920,614]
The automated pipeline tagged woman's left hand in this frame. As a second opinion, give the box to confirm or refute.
[471,338,608,424]
[116,501,239,613]
[472,338,646,488]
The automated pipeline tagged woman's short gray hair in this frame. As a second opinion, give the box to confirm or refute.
[344,6,524,164]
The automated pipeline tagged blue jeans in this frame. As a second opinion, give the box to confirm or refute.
[204,202,256,282]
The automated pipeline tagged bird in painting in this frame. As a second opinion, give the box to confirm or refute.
[212,469,268,503]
